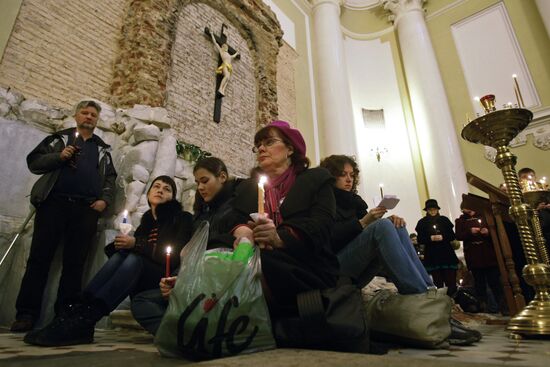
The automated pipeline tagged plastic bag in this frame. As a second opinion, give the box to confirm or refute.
[154,222,276,360]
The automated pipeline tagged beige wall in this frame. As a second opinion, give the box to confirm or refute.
[426,0,550,193]
[271,0,319,163]
[0,0,127,108]
[340,0,550,197]
[0,0,22,60]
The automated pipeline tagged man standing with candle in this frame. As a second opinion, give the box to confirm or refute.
[11,100,117,333]
[455,202,504,313]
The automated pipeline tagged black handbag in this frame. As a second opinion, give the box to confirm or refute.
[273,278,370,353]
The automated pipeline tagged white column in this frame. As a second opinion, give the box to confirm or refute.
[311,0,358,157]
[383,0,468,219]
[535,0,550,39]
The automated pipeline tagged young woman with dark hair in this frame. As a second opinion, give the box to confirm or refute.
[25,176,193,346]
[131,157,250,335]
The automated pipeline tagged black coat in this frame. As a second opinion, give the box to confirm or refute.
[455,213,498,269]
[107,200,193,270]
[415,214,459,270]
[192,179,249,249]
[233,167,339,316]
[27,127,117,207]
[330,188,368,254]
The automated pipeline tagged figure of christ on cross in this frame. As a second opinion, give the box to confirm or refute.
[205,24,240,123]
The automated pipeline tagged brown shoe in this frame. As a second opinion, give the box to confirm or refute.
[10,315,35,332]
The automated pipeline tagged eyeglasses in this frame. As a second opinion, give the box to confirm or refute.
[252,138,283,153]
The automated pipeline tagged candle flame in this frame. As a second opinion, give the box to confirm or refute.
[258,175,267,186]
[474,96,480,102]
[459,278,464,285]
[166,246,172,255]
[512,74,517,78]
[75,132,79,138]
[433,225,437,229]
[379,183,384,188]
[123,209,128,217]
[478,219,482,224]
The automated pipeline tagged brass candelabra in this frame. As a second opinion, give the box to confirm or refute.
[462,105,550,336]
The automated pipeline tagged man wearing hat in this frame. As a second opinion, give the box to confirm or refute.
[415,199,460,296]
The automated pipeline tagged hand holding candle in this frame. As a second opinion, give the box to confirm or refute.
[258,175,267,216]
[165,246,172,277]
[119,209,132,235]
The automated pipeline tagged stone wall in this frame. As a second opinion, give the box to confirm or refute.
[277,41,298,125]
[110,0,283,126]
[166,3,256,177]
[0,0,127,109]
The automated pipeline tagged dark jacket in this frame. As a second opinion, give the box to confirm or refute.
[233,167,340,286]
[192,178,249,249]
[27,127,117,207]
[330,187,369,254]
[130,200,193,269]
[455,213,498,269]
[415,214,459,269]
[540,208,550,252]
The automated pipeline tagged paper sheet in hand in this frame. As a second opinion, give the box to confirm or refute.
[378,195,400,209]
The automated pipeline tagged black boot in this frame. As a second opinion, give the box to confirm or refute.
[447,318,482,346]
[24,298,107,347]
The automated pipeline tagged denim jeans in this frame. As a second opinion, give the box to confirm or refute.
[337,218,433,294]
[130,288,167,335]
[84,252,163,312]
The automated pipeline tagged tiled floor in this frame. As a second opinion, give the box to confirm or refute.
[0,320,549,366]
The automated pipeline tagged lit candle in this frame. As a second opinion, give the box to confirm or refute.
[512,74,525,107]
[433,224,438,233]
[122,209,128,224]
[478,219,482,227]
[258,175,267,215]
[507,102,513,108]
[379,183,384,198]
[165,246,172,277]
[459,278,463,286]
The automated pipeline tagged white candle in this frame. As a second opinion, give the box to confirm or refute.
[258,176,267,215]
[512,74,525,107]
[165,246,172,277]
[122,209,128,224]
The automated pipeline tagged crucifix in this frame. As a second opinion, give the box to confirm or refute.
[204,24,240,123]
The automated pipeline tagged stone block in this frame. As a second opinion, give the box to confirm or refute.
[0,87,24,107]
[132,165,150,183]
[121,140,158,177]
[149,132,177,180]
[134,124,161,143]
[125,104,171,129]
[0,102,10,116]
[124,180,146,212]
[19,100,66,125]
[175,158,194,179]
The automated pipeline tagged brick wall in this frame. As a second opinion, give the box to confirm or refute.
[167,2,257,177]
[0,0,127,108]
[277,41,298,125]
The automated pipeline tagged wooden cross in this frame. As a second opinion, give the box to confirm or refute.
[204,24,240,123]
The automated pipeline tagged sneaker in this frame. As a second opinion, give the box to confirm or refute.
[10,315,35,332]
